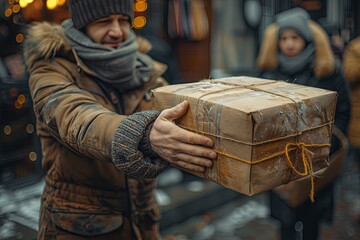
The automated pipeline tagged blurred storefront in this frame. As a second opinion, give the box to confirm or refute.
[1,0,359,80]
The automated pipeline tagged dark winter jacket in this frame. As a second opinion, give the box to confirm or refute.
[256,18,351,230]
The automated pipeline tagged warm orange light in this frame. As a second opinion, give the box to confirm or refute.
[9,0,15,4]
[46,0,57,10]
[12,4,21,13]
[16,33,24,43]
[133,16,146,29]
[17,94,26,104]
[15,100,22,109]
[4,125,12,135]
[29,152,37,161]
[19,0,29,8]
[134,1,147,12]
[57,0,66,6]
[5,8,12,17]
[26,124,34,134]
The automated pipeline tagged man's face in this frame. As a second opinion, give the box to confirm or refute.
[85,14,131,48]
[278,29,306,57]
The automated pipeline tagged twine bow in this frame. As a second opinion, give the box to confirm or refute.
[285,143,330,202]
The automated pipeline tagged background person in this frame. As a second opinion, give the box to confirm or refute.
[256,7,351,240]
[343,36,360,218]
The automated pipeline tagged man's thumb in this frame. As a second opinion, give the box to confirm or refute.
[162,100,189,121]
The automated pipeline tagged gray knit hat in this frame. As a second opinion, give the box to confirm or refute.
[276,8,312,43]
[69,0,133,29]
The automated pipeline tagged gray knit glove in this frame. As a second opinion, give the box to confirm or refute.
[111,110,169,178]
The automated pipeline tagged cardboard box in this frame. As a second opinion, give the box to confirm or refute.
[151,76,337,195]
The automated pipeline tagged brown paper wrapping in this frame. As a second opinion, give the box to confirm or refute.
[151,76,337,196]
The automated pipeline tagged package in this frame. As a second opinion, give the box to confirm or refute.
[151,76,337,196]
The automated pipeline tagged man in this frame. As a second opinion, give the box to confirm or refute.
[23,0,217,239]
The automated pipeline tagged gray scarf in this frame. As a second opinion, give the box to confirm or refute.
[278,43,315,76]
[62,19,152,92]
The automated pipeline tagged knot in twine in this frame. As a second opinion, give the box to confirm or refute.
[285,142,329,202]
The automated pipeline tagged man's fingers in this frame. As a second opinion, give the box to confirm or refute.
[174,141,217,161]
[175,161,206,173]
[160,100,189,121]
[174,126,215,149]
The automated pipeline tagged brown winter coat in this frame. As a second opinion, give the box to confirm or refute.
[343,36,360,147]
[23,22,167,239]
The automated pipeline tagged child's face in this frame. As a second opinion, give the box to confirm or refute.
[278,29,306,57]
[85,14,131,48]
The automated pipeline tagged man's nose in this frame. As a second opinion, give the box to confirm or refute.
[109,21,123,38]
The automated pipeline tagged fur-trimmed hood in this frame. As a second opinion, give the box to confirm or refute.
[23,22,71,70]
[23,21,153,70]
[343,36,360,84]
[256,20,335,79]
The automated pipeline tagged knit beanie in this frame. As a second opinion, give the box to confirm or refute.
[69,0,133,29]
[276,8,312,43]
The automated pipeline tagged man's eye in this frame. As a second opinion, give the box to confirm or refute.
[97,19,111,24]
[119,18,129,23]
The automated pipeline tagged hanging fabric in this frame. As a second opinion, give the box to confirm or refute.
[167,0,209,41]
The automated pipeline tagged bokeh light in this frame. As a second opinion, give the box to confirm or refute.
[133,16,146,29]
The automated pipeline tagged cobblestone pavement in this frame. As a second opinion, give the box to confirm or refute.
[162,158,360,240]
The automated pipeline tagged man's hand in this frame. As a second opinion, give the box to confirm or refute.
[150,100,217,172]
